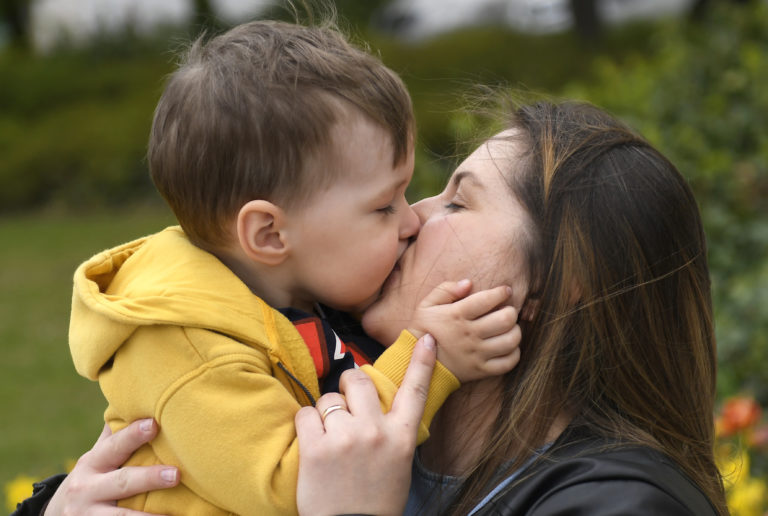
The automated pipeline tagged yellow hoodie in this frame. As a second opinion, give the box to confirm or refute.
[69,226,458,515]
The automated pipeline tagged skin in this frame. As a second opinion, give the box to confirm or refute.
[363,131,530,345]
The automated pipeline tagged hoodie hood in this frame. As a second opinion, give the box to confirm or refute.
[69,226,277,380]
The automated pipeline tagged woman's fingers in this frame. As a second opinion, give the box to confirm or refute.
[89,419,158,471]
[314,393,351,429]
[296,335,435,516]
[44,420,179,516]
[91,465,179,503]
[390,334,436,426]
[295,406,324,441]
[338,368,383,420]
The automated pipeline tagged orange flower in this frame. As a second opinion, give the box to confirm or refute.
[720,397,762,437]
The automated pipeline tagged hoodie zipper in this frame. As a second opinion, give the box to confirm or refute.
[277,362,316,406]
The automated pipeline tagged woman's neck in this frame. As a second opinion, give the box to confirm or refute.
[419,378,504,476]
[420,378,573,477]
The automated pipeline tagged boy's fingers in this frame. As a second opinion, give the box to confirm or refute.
[91,419,158,471]
[457,285,513,319]
[478,347,522,376]
[472,306,520,338]
[390,334,436,426]
[473,328,522,359]
[419,279,472,308]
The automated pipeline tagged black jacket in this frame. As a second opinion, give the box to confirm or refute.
[469,427,718,515]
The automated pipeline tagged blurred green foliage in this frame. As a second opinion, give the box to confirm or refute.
[558,2,768,402]
[0,43,173,211]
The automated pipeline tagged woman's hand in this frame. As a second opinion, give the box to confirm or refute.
[295,334,437,516]
[44,419,179,516]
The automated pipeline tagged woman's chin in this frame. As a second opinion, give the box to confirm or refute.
[360,301,399,347]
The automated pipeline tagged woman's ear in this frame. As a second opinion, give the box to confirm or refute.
[237,200,290,266]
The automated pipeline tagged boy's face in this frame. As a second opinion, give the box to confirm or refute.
[286,114,419,313]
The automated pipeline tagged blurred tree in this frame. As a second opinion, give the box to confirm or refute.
[191,0,221,32]
[333,0,391,27]
[569,0,601,40]
[691,0,751,20]
[0,0,30,49]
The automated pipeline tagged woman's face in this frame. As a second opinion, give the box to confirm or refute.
[362,131,532,345]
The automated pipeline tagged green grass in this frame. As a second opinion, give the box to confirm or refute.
[0,203,175,491]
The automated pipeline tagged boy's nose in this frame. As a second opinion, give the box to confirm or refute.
[410,196,433,225]
[400,203,421,239]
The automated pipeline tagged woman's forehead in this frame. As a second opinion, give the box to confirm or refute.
[451,134,522,188]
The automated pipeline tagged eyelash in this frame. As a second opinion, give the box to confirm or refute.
[445,202,464,211]
[378,205,396,215]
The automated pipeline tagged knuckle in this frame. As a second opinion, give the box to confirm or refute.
[342,368,368,384]
[115,466,130,495]
[500,307,518,326]
[65,477,85,495]
[361,426,384,446]
[407,379,430,402]
[335,432,356,454]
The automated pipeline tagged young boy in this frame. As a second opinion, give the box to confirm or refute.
[68,20,519,515]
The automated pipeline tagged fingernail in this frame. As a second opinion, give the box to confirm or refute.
[458,279,471,288]
[139,419,153,432]
[161,468,177,483]
[421,333,435,350]
[506,286,513,297]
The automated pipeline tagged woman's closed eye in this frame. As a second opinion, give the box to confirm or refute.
[377,205,396,215]
[444,201,465,211]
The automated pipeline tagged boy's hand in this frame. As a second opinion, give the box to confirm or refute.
[408,279,521,382]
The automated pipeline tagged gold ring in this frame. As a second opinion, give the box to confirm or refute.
[320,404,346,423]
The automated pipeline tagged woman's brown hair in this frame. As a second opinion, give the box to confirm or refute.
[449,101,727,515]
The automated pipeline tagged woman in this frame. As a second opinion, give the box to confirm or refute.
[28,100,727,515]
[301,99,727,515]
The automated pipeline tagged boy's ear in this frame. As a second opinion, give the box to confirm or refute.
[237,200,290,266]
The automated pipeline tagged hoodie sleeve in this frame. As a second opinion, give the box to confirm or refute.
[361,330,460,443]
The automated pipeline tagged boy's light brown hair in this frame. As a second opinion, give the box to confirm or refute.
[148,19,415,249]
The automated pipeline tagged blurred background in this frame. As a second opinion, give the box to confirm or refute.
[2,0,767,512]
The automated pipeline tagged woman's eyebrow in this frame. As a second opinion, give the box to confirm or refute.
[452,170,483,190]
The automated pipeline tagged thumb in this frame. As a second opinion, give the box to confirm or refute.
[419,279,472,308]
[390,334,436,428]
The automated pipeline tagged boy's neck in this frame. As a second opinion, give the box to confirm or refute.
[213,246,315,312]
